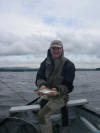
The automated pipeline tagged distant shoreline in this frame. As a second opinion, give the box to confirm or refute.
[0,68,38,72]
[0,67,100,72]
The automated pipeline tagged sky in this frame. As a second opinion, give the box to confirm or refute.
[0,0,100,68]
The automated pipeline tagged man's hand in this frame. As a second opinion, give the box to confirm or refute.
[52,88,57,91]
[40,85,47,89]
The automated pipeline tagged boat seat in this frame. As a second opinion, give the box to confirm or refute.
[9,99,88,114]
[9,99,88,126]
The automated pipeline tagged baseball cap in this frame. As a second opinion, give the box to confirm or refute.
[50,40,63,48]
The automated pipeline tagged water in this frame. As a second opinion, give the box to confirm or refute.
[0,71,100,117]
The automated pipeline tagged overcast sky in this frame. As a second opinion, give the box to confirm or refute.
[0,0,100,68]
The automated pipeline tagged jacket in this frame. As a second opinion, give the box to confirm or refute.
[35,49,75,95]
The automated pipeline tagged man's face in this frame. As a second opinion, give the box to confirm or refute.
[50,47,63,58]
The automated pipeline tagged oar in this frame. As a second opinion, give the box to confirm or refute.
[26,96,40,105]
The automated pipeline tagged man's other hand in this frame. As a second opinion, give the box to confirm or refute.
[40,85,47,89]
[52,88,57,91]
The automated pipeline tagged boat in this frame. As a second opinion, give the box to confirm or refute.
[0,98,100,133]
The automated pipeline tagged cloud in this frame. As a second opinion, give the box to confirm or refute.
[58,31,100,56]
[0,28,100,68]
[0,0,100,68]
[0,31,54,56]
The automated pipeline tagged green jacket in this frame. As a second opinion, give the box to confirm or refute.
[36,49,75,101]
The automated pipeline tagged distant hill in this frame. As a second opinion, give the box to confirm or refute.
[0,67,38,72]
[76,68,96,71]
[0,67,100,72]
[96,68,100,71]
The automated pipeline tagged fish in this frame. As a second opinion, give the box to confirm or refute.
[34,88,60,95]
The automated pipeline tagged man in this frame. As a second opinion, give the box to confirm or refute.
[35,40,75,133]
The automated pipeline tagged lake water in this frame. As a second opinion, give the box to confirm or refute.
[0,71,100,117]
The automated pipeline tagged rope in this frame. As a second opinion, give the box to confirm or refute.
[0,79,29,103]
